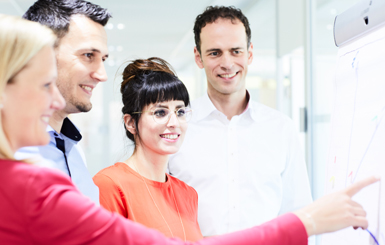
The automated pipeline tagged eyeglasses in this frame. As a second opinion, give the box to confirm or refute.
[132,107,193,124]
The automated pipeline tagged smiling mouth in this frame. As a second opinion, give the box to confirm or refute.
[80,85,93,92]
[218,72,238,78]
[160,134,180,140]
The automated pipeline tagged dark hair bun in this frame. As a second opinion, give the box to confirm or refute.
[121,57,176,93]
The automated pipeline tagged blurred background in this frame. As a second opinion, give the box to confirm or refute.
[1,0,359,242]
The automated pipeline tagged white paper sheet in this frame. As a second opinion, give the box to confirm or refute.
[321,24,385,245]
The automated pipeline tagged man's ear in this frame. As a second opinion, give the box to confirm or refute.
[123,114,136,135]
[194,47,204,69]
[248,42,254,65]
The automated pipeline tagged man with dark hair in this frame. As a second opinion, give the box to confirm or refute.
[16,0,111,204]
[169,5,313,237]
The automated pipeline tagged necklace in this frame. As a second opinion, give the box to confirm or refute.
[133,162,186,242]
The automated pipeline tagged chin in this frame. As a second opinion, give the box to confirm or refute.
[72,101,92,113]
[165,148,180,155]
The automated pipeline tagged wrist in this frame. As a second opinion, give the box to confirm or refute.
[293,211,317,237]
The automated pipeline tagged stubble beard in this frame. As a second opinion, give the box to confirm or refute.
[57,82,92,114]
[68,95,92,113]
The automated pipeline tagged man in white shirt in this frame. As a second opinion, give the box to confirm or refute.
[15,0,111,204]
[169,6,313,237]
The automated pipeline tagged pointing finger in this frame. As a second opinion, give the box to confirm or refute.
[345,176,380,197]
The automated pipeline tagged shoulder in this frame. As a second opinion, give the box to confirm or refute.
[190,95,208,109]
[28,163,74,190]
[93,162,133,187]
[4,159,71,185]
[168,174,198,197]
[94,163,121,179]
[250,100,294,127]
[4,160,77,204]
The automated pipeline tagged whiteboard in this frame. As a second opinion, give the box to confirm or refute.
[321,22,385,245]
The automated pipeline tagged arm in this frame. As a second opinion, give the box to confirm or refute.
[25,167,378,245]
[198,214,307,245]
[25,168,307,245]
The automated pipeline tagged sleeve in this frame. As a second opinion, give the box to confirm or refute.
[278,121,313,216]
[198,213,308,245]
[24,168,307,245]
[93,173,128,217]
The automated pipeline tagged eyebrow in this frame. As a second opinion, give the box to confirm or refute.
[205,48,221,54]
[155,104,185,109]
[205,47,244,54]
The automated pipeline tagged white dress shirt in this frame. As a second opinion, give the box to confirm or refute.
[169,92,312,236]
[15,118,99,205]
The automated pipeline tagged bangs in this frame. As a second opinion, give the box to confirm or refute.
[139,72,190,108]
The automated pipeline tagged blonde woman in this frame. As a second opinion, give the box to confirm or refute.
[0,14,378,245]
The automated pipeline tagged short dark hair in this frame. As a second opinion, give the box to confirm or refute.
[194,6,251,54]
[23,0,111,40]
[120,57,190,146]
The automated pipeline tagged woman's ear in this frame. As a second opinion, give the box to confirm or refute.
[123,114,136,135]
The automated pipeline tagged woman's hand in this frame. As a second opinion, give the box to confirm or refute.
[293,175,380,237]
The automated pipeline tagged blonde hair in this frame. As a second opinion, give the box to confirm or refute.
[0,14,56,159]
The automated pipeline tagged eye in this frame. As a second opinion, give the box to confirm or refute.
[176,108,186,117]
[44,82,52,88]
[154,109,168,118]
[84,53,94,59]
[233,50,240,54]
[209,51,219,56]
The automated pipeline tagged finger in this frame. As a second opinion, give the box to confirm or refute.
[348,199,364,209]
[350,216,369,230]
[350,206,366,217]
[345,176,380,197]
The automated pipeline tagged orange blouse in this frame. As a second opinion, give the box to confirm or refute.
[93,162,202,241]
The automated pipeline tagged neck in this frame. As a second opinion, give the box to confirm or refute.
[207,87,248,120]
[125,145,169,182]
[49,110,68,133]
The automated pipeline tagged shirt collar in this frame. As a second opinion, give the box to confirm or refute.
[61,118,82,141]
[193,90,259,122]
[47,117,82,142]
[243,91,258,122]
[192,92,219,122]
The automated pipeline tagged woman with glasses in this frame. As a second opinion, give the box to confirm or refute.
[93,57,202,241]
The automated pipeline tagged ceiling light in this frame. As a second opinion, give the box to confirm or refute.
[117,23,125,30]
